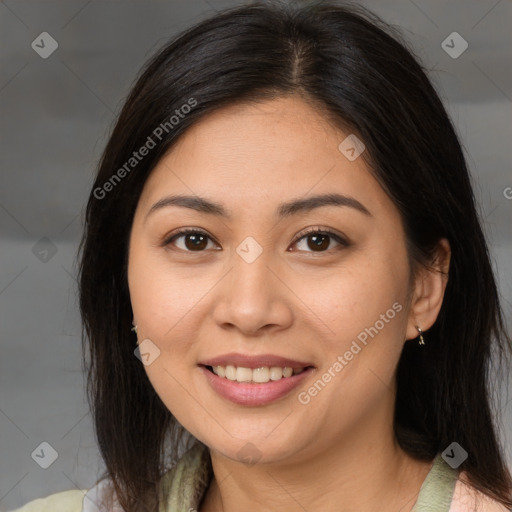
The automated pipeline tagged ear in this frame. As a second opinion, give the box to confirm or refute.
[405,238,451,341]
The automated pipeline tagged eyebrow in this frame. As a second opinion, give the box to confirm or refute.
[144,192,372,222]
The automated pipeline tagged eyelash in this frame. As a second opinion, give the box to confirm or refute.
[162,227,349,254]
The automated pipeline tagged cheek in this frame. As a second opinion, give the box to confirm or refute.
[328,252,409,386]
[292,258,408,422]
[127,245,199,412]
[128,243,208,340]
[292,252,408,344]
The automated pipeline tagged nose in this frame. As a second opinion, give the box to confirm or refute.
[212,250,294,336]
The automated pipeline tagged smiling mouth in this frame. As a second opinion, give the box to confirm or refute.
[203,364,314,384]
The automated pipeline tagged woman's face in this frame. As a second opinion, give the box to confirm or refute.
[128,95,421,465]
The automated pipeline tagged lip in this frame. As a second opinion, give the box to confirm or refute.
[199,365,315,407]
[199,352,313,370]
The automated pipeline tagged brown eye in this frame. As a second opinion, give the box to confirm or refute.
[306,233,330,251]
[164,229,218,252]
[182,232,208,251]
[291,229,349,253]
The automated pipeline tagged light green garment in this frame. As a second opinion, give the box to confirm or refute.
[412,452,459,511]
[11,444,458,512]
[9,488,86,512]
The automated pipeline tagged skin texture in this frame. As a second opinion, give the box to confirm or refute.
[127,95,451,512]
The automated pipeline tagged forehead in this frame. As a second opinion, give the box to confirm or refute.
[158,96,344,176]
[137,96,397,222]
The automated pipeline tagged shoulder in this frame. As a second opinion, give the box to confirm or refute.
[449,471,510,512]
[10,444,211,512]
[12,475,125,512]
[10,489,86,512]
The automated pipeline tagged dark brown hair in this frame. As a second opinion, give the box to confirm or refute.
[78,1,512,510]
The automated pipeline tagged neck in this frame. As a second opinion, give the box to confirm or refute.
[199,399,433,512]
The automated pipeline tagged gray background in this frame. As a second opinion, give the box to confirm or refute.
[0,0,511,510]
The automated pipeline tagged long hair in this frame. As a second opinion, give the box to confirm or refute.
[78,1,512,510]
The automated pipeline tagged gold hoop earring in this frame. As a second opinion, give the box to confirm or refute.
[415,325,425,346]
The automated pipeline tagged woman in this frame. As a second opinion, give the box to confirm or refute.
[13,1,512,511]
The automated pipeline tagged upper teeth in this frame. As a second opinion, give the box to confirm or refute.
[211,365,305,383]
